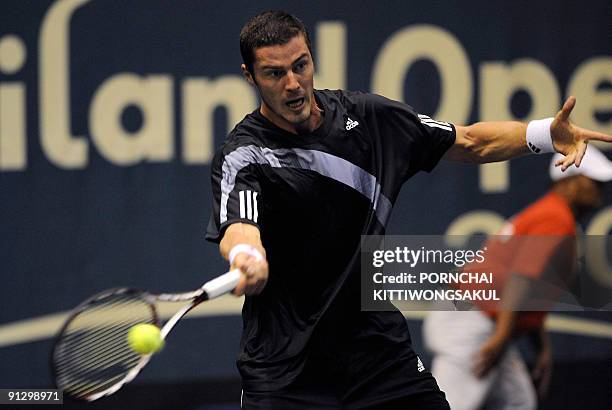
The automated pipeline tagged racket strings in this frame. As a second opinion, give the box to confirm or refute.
[53,292,156,400]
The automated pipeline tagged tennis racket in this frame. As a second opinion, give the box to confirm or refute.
[51,269,241,402]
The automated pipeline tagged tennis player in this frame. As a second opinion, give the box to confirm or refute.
[206,11,612,409]
[423,145,612,410]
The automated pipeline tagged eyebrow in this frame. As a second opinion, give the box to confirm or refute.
[260,53,309,71]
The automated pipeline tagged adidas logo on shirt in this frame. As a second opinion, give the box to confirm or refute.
[346,117,359,130]
[417,356,425,372]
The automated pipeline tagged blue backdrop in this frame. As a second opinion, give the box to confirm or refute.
[1,1,611,408]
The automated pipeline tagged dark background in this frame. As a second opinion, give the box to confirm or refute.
[1,1,611,408]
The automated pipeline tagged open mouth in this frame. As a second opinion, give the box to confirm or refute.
[286,97,305,110]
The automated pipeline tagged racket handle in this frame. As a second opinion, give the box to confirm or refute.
[202,269,241,299]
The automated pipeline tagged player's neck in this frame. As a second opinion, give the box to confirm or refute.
[296,98,324,135]
[261,96,323,135]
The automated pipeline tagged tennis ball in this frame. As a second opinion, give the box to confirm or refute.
[127,323,165,354]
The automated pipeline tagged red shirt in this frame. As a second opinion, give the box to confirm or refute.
[462,191,576,330]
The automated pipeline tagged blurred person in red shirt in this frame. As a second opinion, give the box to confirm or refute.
[424,145,612,410]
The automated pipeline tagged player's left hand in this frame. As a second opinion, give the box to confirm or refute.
[473,336,507,378]
[551,96,612,171]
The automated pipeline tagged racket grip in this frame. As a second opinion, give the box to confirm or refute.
[202,269,241,299]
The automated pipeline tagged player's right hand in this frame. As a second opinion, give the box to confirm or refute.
[231,252,268,296]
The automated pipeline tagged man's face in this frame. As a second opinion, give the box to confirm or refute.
[244,35,315,132]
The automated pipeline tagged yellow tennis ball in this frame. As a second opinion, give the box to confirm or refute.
[127,323,165,354]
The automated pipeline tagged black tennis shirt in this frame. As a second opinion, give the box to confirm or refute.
[206,89,456,392]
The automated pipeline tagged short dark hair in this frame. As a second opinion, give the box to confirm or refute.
[240,11,313,75]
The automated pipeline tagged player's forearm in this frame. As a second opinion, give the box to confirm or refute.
[220,223,269,296]
[219,222,266,261]
[445,121,531,163]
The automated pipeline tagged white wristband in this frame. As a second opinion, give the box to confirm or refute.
[228,244,264,265]
[526,117,555,154]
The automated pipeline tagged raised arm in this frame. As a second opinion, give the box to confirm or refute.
[444,97,612,169]
[219,222,269,296]
[444,121,529,164]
